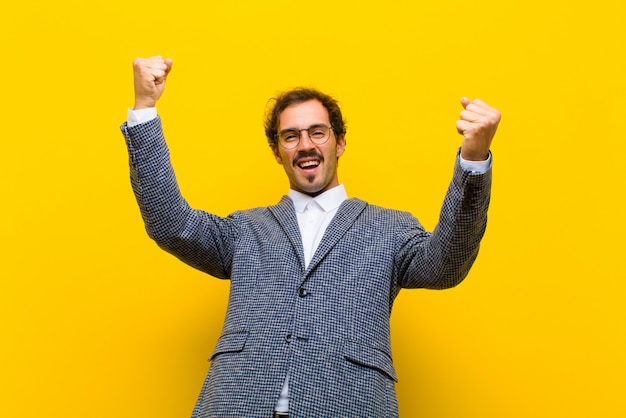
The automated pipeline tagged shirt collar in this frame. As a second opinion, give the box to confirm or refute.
[288,184,348,214]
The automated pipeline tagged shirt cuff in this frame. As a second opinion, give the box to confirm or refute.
[459,153,492,174]
[127,107,158,127]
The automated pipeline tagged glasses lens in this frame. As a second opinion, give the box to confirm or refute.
[279,129,300,148]
[309,125,330,144]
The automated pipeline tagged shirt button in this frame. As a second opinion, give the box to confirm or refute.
[285,334,292,343]
[298,287,309,297]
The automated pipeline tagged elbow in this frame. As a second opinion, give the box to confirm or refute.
[143,217,188,253]
[423,246,480,290]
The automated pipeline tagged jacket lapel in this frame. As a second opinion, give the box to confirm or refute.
[268,196,306,270]
[304,198,367,277]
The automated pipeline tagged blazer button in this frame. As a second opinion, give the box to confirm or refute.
[298,287,309,297]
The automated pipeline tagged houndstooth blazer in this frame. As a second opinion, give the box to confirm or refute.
[121,117,492,418]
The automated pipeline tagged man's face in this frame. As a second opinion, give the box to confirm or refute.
[273,99,346,197]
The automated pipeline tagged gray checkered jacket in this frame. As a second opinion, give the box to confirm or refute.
[121,117,491,418]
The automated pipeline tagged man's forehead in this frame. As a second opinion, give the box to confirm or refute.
[278,99,330,128]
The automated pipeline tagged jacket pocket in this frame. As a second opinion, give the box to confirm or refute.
[343,340,398,382]
[209,329,249,361]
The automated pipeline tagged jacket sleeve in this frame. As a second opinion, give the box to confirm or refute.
[396,153,492,289]
[120,117,235,279]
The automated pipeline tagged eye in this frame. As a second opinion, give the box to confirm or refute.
[281,130,299,142]
[310,127,327,139]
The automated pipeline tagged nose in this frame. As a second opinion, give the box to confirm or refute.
[296,129,315,150]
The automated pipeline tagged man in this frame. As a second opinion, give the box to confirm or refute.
[121,56,500,418]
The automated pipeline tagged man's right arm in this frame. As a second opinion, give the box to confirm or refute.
[120,57,234,279]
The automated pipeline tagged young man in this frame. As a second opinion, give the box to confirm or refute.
[121,56,500,418]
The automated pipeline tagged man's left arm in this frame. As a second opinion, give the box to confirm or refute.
[397,98,501,289]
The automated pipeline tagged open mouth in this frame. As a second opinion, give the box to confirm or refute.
[298,160,320,169]
[293,152,324,171]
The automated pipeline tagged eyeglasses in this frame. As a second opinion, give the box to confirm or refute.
[276,124,333,149]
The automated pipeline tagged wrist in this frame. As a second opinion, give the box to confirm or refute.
[133,100,155,110]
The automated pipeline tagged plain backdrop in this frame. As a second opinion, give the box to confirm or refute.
[1,1,624,416]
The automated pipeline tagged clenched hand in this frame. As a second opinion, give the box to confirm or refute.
[132,56,173,110]
[456,98,501,161]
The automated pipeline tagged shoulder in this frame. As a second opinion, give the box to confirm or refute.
[227,196,291,223]
[346,198,420,228]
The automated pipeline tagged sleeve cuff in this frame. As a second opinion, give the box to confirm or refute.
[459,152,492,174]
[127,107,158,127]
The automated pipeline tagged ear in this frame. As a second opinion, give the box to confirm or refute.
[273,148,283,165]
[336,134,346,158]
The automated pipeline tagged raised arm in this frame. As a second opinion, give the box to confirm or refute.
[121,57,234,279]
[398,98,501,289]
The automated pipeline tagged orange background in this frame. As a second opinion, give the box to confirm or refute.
[1,0,624,416]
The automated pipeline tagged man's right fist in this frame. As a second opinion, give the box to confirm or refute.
[133,56,173,110]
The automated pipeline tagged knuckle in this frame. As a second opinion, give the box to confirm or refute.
[488,112,501,124]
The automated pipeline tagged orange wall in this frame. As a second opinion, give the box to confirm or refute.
[1,1,624,416]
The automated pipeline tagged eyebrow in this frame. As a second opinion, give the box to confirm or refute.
[279,123,328,133]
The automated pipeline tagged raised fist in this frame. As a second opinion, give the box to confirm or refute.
[456,98,501,161]
[132,56,173,110]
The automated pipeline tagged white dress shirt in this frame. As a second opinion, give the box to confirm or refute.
[288,185,348,268]
[273,185,348,413]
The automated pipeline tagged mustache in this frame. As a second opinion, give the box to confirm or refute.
[292,151,324,167]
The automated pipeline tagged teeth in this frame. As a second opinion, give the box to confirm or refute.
[299,161,319,168]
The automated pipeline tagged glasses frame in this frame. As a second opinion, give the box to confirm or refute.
[275,124,334,149]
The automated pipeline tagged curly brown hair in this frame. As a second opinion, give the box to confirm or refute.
[264,88,347,151]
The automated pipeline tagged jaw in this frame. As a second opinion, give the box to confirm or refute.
[288,162,339,196]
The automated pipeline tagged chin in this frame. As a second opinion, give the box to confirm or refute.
[296,184,324,196]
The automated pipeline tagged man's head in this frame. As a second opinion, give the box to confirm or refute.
[264,88,346,151]
[264,88,347,197]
